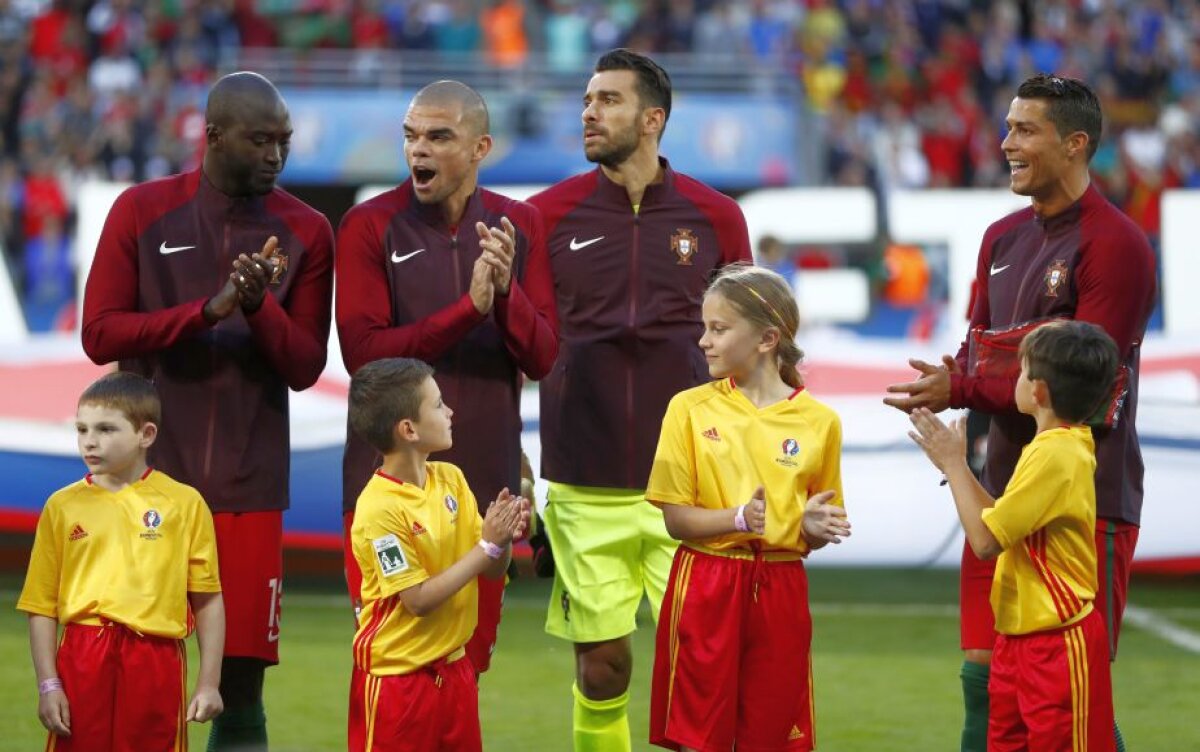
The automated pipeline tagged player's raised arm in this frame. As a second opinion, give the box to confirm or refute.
[335,204,486,373]
[82,190,217,364]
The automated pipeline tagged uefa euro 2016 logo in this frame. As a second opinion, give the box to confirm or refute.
[140,509,163,540]
[776,438,801,467]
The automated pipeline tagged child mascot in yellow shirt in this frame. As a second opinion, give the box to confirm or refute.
[346,357,529,751]
[18,371,225,751]
[910,320,1120,751]
[646,264,852,751]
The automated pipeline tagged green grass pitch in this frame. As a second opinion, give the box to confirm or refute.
[1,568,1197,750]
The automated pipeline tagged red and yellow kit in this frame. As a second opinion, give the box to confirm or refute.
[646,380,843,751]
[982,426,1114,752]
[953,185,1156,653]
[18,470,220,636]
[17,469,220,752]
[646,379,842,554]
[349,464,484,752]
[983,427,1098,636]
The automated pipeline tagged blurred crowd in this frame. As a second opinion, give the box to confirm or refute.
[1,0,1197,329]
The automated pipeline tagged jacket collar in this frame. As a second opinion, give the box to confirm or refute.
[402,178,484,233]
[193,167,269,216]
[1037,182,1103,234]
[593,156,676,209]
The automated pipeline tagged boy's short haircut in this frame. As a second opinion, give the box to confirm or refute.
[1018,320,1119,423]
[349,358,435,454]
[78,372,161,428]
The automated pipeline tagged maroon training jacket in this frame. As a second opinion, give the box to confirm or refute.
[82,168,335,513]
[529,159,752,490]
[336,181,558,513]
[950,184,1157,525]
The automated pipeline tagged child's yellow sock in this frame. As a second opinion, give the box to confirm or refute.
[572,682,631,752]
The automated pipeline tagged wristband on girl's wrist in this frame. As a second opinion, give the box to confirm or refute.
[479,539,505,559]
[733,504,750,533]
[38,678,63,695]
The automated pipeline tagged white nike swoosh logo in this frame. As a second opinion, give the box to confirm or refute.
[990,264,1011,276]
[159,242,196,255]
[391,249,426,263]
[569,236,604,251]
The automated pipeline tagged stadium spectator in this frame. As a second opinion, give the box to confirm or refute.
[543,0,589,72]
[3,0,1199,321]
[434,0,481,56]
[754,233,795,281]
[481,0,528,68]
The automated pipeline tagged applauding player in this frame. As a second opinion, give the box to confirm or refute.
[82,72,334,750]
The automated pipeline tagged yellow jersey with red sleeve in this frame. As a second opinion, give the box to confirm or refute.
[351,463,484,676]
[982,426,1099,636]
[646,378,843,554]
[16,469,220,638]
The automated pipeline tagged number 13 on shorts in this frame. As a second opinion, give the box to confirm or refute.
[267,577,282,643]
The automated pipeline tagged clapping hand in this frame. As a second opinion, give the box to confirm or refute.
[231,236,280,313]
[742,486,767,535]
[801,490,851,545]
[475,217,516,294]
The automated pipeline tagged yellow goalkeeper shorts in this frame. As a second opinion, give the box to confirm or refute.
[543,482,678,643]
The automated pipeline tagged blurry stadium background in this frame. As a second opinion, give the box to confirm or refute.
[0,0,1197,749]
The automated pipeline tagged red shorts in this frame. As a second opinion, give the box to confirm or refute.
[344,511,364,616]
[960,540,998,650]
[650,545,815,752]
[348,657,480,752]
[49,623,187,752]
[989,608,1114,752]
[343,510,504,674]
[213,511,283,663]
[960,519,1140,656]
[465,575,505,674]
[1094,520,1138,659]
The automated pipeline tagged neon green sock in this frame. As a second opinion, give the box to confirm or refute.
[960,661,990,752]
[206,702,267,751]
[572,682,631,752]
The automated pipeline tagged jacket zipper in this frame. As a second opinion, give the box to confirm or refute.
[203,222,229,483]
[1009,232,1047,325]
[626,212,639,488]
[450,227,463,429]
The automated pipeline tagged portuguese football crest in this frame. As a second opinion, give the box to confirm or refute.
[269,252,289,285]
[672,229,698,265]
[1044,260,1068,297]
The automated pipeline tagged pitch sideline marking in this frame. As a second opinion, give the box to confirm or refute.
[7,590,1194,652]
[1122,604,1200,654]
